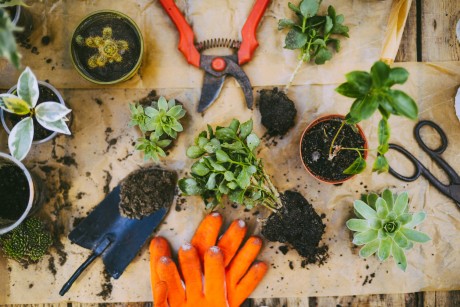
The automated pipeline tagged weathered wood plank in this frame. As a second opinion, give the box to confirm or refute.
[395,0,418,62]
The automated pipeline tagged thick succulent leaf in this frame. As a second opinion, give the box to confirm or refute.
[300,0,320,17]
[239,119,253,139]
[167,98,176,109]
[404,211,426,228]
[206,173,217,190]
[178,178,203,195]
[36,117,71,135]
[367,193,379,210]
[246,133,260,151]
[400,228,431,243]
[393,231,410,249]
[17,67,39,108]
[394,192,409,215]
[191,161,210,176]
[0,94,30,115]
[397,213,413,225]
[166,105,184,118]
[378,237,392,261]
[284,28,308,49]
[35,101,71,122]
[353,229,378,245]
[186,146,204,158]
[359,239,379,258]
[369,219,383,230]
[278,18,297,30]
[157,96,168,111]
[391,241,407,271]
[382,189,394,210]
[8,117,33,161]
[375,197,389,219]
[216,149,230,162]
[346,219,370,232]
[353,200,377,220]
[145,106,159,118]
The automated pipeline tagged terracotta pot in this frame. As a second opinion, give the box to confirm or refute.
[299,114,368,184]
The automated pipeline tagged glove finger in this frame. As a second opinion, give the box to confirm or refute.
[229,262,268,307]
[191,212,223,260]
[217,219,247,266]
[149,237,172,287]
[204,246,227,306]
[153,281,169,307]
[157,256,186,306]
[227,236,263,286]
[178,243,203,303]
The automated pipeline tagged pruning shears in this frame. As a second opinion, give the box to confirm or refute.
[159,0,270,112]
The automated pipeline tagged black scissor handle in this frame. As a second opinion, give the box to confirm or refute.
[388,144,423,182]
[414,120,448,154]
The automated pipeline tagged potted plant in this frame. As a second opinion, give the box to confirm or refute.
[258,0,349,137]
[346,189,430,271]
[0,6,21,68]
[70,10,144,84]
[0,67,72,161]
[300,61,418,183]
[129,95,186,162]
[0,152,45,235]
[0,0,33,40]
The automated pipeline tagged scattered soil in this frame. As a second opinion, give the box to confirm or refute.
[258,88,297,136]
[97,270,113,300]
[119,167,177,219]
[0,160,29,220]
[262,191,328,265]
[71,12,142,83]
[300,116,366,182]
[4,85,60,141]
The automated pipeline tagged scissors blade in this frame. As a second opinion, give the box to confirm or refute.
[225,62,253,109]
[198,73,226,112]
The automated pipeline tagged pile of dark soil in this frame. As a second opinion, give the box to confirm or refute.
[258,88,297,136]
[119,167,177,219]
[262,191,328,265]
[300,117,365,182]
[0,162,29,220]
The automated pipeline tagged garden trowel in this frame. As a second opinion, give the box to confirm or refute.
[59,183,173,296]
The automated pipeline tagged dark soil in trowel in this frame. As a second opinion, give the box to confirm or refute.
[262,191,328,265]
[258,88,297,136]
[119,167,177,219]
[300,117,366,182]
[0,162,29,220]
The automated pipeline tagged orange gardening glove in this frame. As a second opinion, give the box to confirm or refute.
[149,212,268,307]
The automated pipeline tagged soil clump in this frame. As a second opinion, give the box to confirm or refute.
[258,88,296,136]
[0,162,29,220]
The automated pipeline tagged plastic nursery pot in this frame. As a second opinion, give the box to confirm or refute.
[70,10,144,85]
[5,5,34,39]
[0,81,68,144]
[299,114,368,184]
[0,152,46,235]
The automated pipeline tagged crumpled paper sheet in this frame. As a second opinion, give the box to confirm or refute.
[0,0,459,304]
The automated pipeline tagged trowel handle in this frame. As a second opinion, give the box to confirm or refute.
[59,252,99,296]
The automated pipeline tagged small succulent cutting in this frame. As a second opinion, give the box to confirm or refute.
[0,8,21,68]
[0,67,71,161]
[179,118,282,211]
[129,96,186,162]
[346,189,430,271]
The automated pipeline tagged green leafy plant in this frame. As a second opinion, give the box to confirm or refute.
[329,60,418,174]
[0,217,53,263]
[178,118,282,211]
[0,67,72,161]
[0,0,28,7]
[346,189,430,271]
[0,8,21,68]
[129,96,186,162]
[279,0,349,90]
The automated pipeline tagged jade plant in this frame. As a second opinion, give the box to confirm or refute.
[129,96,186,162]
[0,7,21,68]
[279,0,349,90]
[329,60,418,174]
[179,118,282,211]
[0,67,72,160]
[0,217,53,263]
[346,189,430,271]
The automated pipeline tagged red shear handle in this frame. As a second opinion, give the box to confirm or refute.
[159,0,200,67]
[238,0,271,65]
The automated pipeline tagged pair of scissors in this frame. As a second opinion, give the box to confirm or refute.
[159,0,270,112]
[389,120,460,208]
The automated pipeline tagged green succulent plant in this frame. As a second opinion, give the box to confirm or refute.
[135,133,172,162]
[346,189,430,271]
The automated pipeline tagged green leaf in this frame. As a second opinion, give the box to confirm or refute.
[400,228,430,243]
[353,229,378,245]
[206,173,217,190]
[346,219,370,232]
[378,118,390,146]
[228,119,240,132]
[8,117,33,161]
[203,138,221,153]
[394,192,409,215]
[343,156,366,175]
[236,168,251,189]
[372,155,389,173]
[328,38,341,52]
[145,106,159,118]
[393,230,409,249]
[388,89,418,120]
[246,133,260,151]
[300,0,320,17]
[382,189,394,210]
[370,61,390,88]
[397,213,412,225]
[216,149,230,162]
[0,0,28,7]
[239,119,253,139]
[367,193,379,210]
[17,67,39,108]
[35,101,71,122]
[344,71,372,96]
[191,161,210,176]
[166,105,184,118]
[391,241,407,271]
[186,145,205,158]
[353,200,377,220]
[404,212,426,228]
[215,127,236,141]
[178,178,203,195]
[36,118,70,135]
[386,67,409,86]
[157,96,168,111]
[157,139,172,148]
[197,137,209,148]
[227,181,238,190]
[331,23,349,37]
[324,15,333,34]
[284,28,309,50]
[375,197,389,219]
[208,157,226,172]
[224,171,235,182]
[378,237,392,261]
[359,240,379,258]
[335,83,363,99]
[229,189,245,204]
[278,18,297,30]
[0,94,30,115]
[356,94,379,120]
[327,5,336,20]
[314,48,332,65]
[288,2,301,14]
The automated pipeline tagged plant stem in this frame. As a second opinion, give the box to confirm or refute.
[285,53,307,93]
[328,120,346,158]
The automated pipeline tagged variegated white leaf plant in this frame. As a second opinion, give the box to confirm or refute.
[0,67,71,160]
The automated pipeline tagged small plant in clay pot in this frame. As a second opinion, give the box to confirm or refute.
[70,10,143,84]
[179,118,328,264]
[129,96,186,162]
[346,189,430,271]
[0,152,45,235]
[258,0,349,137]
[0,67,72,161]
